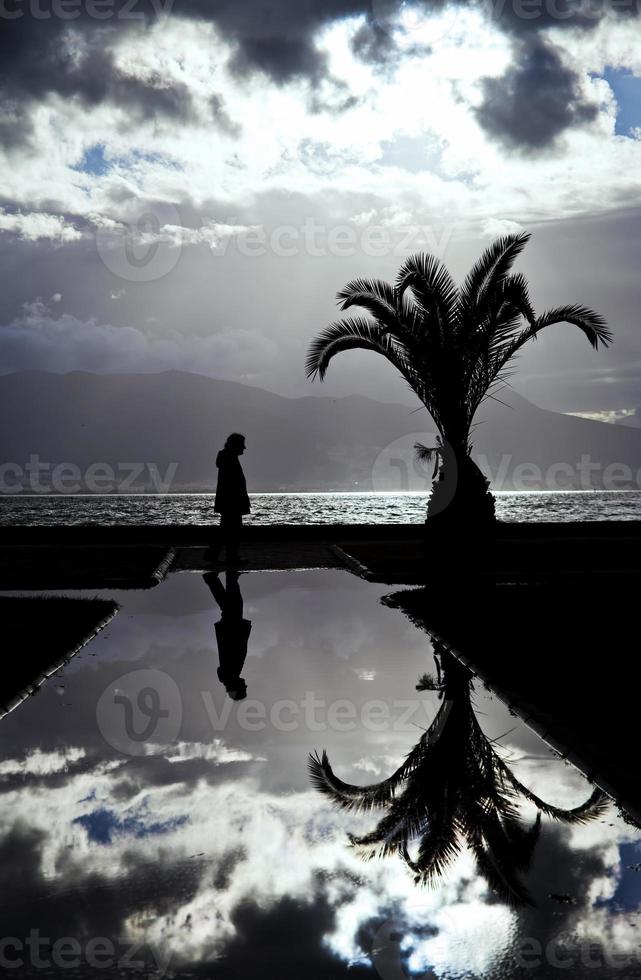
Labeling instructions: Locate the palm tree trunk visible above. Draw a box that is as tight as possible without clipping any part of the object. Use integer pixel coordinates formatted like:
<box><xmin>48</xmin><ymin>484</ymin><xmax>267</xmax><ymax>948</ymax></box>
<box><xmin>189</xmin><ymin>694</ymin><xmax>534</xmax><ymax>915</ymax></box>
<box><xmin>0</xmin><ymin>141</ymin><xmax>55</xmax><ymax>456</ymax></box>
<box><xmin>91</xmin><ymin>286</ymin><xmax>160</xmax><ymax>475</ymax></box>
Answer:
<box><xmin>426</xmin><ymin>445</ymin><xmax>495</xmax><ymax>531</ymax></box>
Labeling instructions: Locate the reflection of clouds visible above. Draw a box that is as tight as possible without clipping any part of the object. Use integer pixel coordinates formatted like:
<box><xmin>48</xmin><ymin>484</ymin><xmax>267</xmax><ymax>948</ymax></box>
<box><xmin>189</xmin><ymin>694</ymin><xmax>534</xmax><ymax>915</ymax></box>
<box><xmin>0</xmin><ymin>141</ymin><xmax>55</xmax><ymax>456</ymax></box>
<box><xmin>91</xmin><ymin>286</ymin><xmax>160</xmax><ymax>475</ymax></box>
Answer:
<box><xmin>497</xmin><ymin>744</ymin><xmax>641</xmax><ymax>975</ymax></box>
<box><xmin>409</xmin><ymin>901</ymin><xmax>518</xmax><ymax>977</ymax></box>
<box><xmin>148</xmin><ymin>740</ymin><xmax>265</xmax><ymax>765</ymax></box>
<box><xmin>0</xmin><ymin>572</ymin><xmax>639</xmax><ymax>976</ymax></box>
<box><xmin>0</xmin><ymin>746</ymin><xmax>503</xmax><ymax>970</ymax></box>
<box><xmin>0</xmin><ymin>746</ymin><xmax>85</xmax><ymax>776</ymax></box>
<box><xmin>1</xmin><ymin>741</ymin><xmax>638</xmax><ymax>975</ymax></box>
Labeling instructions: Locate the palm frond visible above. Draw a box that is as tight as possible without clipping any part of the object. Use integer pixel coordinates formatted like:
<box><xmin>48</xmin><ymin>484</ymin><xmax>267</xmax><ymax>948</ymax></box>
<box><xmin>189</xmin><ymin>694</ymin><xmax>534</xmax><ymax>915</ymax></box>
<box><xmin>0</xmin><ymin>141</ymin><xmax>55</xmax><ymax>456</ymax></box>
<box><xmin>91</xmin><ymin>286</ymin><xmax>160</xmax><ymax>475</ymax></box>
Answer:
<box><xmin>336</xmin><ymin>277</ymin><xmax>396</xmax><ymax>312</ymax></box>
<box><xmin>305</xmin><ymin>316</ymin><xmax>412</xmax><ymax>382</ymax></box>
<box><xmin>501</xmin><ymin>811</ymin><xmax>542</xmax><ymax>871</ymax></box>
<box><xmin>460</xmin><ymin>232</ymin><xmax>531</xmax><ymax>314</ymax></box>
<box><xmin>306</xmin><ymin>232</ymin><xmax>610</xmax><ymax>530</ymax></box>
<box><xmin>347</xmin><ymin>792</ymin><xmax>426</xmax><ymax>856</ymax></box>
<box><xmin>336</xmin><ymin>278</ymin><xmax>400</xmax><ymax>332</ymax></box>
<box><xmin>469</xmin><ymin>833</ymin><xmax>534</xmax><ymax>907</ymax></box>
<box><xmin>308</xmin><ymin>647</ymin><xmax>610</xmax><ymax>908</ymax></box>
<box><xmin>415</xmin><ymin>672</ymin><xmax>443</xmax><ymax>692</ymax></box>
<box><xmin>500</xmin><ymin>767</ymin><xmax>610</xmax><ymax>825</ymax></box>
<box><xmin>526</xmin><ymin>304</ymin><xmax>611</xmax><ymax>350</ymax></box>
<box><xmin>307</xmin><ymin>749</ymin><xmax>407</xmax><ymax>812</ymax></box>
<box><xmin>413</xmin><ymin>813</ymin><xmax>463</xmax><ymax>885</ymax></box>
<box><xmin>414</xmin><ymin>442</ymin><xmax>441</xmax><ymax>479</ymax></box>
<box><xmin>395</xmin><ymin>252</ymin><xmax>459</xmax><ymax>341</ymax></box>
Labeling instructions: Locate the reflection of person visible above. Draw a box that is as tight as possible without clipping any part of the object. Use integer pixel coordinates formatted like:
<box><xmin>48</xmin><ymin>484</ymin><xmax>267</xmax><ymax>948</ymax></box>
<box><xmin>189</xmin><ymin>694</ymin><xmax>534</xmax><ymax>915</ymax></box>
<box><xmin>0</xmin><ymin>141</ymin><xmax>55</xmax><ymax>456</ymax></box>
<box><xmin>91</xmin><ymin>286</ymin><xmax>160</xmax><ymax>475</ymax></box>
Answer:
<box><xmin>203</xmin><ymin>570</ymin><xmax>251</xmax><ymax>701</ymax></box>
<box><xmin>208</xmin><ymin>432</ymin><xmax>250</xmax><ymax>565</ymax></box>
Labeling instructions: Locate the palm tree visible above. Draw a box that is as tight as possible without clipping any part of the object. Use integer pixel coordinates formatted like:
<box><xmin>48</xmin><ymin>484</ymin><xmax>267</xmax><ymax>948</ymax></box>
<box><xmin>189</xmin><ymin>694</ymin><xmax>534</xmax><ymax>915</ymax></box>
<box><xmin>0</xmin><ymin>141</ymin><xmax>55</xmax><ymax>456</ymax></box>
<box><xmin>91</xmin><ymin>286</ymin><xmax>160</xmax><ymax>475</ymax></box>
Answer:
<box><xmin>308</xmin><ymin>648</ymin><xmax>608</xmax><ymax>906</ymax></box>
<box><xmin>306</xmin><ymin>233</ymin><xmax>611</xmax><ymax>528</ymax></box>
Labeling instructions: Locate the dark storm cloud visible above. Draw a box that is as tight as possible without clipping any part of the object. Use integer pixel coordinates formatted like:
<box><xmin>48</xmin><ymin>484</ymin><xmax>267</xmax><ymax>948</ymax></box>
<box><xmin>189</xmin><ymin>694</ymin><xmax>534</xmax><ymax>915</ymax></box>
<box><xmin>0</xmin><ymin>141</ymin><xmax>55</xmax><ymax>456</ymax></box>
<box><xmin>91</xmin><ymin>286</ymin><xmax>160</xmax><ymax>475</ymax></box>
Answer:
<box><xmin>220</xmin><ymin>893</ymin><xmax>374</xmax><ymax>978</ymax></box>
<box><xmin>488</xmin><ymin>0</ymin><xmax>605</xmax><ymax>36</ymax></box>
<box><xmin>0</xmin><ymin>0</ymin><xmax>636</xmax><ymax>151</ymax></box>
<box><xmin>173</xmin><ymin>0</ymin><xmax>637</xmax><ymax>149</ymax></box>
<box><xmin>228</xmin><ymin>34</ymin><xmax>328</xmax><ymax>83</ymax></box>
<box><xmin>0</xmin><ymin>104</ymin><xmax>32</xmax><ymax>149</ymax></box>
<box><xmin>0</xmin><ymin>0</ymin><xmax>366</xmax><ymax>130</ymax></box>
<box><xmin>0</xmin><ymin>16</ymin><xmax>195</xmax><ymax>148</ymax></box>
<box><xmin>0</xmin><ymin>821</ymin><xmax>380</xmax><ymax>978</ymax></box>
<box><xmin>350</xmin><ymin>17</ymin><xmax>400</xmax><ymax>65</ymax></box>
<box><xmin>0</xmin><ymin>821</ymin><xmax>205</xmax><ymax>957</ymax></box>
<box><xmin>475</xmin><ymin>36</ymin><xmax>598</xmax><ymax>150</ymax></box>
<box><xmin>505</xmin><ymin>824</ymin><xmax>625</xmax><ymax>979</ymax></box>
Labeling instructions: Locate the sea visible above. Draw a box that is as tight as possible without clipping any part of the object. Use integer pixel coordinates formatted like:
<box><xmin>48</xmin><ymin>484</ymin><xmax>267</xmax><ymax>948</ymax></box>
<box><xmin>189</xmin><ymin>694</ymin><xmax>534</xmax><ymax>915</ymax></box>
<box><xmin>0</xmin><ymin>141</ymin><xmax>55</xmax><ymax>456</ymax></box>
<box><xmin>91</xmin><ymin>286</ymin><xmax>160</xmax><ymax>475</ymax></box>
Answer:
<box><xmin>1</xmin><ymin>490</ymin><xmax>641</xmax><ymax>525</ymax></box>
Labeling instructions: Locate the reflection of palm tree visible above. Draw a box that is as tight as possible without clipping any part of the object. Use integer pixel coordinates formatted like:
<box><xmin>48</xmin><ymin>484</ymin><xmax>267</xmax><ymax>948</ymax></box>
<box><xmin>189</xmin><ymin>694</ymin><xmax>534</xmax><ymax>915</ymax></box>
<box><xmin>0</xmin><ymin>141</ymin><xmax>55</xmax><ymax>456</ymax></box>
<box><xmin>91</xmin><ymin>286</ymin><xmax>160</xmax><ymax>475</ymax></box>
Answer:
<box><xmin>309</xmin><ymin>649</ymin><xmax>608</xmax><ymax>905</ymax></box>
<box><xmin>306</xmin><ymin>233</ymin><xmax>610</xmax><ymax>528</ymax></box>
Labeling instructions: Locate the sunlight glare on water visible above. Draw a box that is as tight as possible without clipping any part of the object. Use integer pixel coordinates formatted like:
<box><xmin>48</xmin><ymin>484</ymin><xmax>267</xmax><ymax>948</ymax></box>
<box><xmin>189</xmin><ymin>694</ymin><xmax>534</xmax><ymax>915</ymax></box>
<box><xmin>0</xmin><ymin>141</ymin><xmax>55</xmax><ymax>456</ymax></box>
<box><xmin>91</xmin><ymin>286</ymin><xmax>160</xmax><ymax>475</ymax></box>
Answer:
<box><xmin>1</xmin><ymin>490</ymin><xmax>640</xmax><ymax>525</ymax></box>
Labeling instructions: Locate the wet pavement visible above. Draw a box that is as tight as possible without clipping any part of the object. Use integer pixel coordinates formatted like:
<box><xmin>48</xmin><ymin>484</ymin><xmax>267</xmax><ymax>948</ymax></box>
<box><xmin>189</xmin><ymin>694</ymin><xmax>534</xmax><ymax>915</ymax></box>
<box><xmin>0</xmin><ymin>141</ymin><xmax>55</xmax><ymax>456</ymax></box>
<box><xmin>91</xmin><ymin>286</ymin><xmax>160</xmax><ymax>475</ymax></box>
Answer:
<box><xmin>1</xmin><ymin>567</ymin><xmax>640</xmax><ymax>978</ymax></box>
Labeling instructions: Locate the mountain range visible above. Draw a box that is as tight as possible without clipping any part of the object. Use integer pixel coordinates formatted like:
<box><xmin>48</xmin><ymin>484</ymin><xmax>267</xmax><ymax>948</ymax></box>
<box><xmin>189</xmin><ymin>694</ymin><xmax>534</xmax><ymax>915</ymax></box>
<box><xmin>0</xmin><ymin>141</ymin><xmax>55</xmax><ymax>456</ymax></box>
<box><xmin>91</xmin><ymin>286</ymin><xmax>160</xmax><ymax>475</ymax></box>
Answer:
<box><xmin>1</xmin><ymin>371</ymin><xmax>640</xmax><ymax>492</ymax></box>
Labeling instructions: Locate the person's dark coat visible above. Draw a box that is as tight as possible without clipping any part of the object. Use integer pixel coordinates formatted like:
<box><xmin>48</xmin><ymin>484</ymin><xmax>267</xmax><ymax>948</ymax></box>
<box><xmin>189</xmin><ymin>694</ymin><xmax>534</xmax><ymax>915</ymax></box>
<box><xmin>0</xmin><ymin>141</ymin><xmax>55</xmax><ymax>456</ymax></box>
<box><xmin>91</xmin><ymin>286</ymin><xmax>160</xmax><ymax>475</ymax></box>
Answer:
<box><xmin>215</xmin><ymin>617</ymin><xmax>252</xmax><ymax>690</ymax></box>
<box><xmin>214</xmin><ymin>448</ymin><xmax>250</xmax><ymax>514</ymax></box>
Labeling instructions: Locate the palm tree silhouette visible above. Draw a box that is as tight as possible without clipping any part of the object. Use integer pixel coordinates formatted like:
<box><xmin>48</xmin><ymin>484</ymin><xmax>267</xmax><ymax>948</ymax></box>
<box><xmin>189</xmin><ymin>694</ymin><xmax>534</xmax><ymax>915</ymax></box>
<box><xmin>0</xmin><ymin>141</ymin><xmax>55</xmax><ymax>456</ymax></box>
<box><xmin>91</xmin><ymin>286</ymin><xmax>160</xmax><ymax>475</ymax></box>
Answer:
<box><xmin>306</xmin><ymin>233</ymin><xmax>611</xmax><ymax>528</ymax></box>
<box><xmin>308</xmin><ymin>648</ymin><xmax>608</xmax><ymax>905</ymax></box>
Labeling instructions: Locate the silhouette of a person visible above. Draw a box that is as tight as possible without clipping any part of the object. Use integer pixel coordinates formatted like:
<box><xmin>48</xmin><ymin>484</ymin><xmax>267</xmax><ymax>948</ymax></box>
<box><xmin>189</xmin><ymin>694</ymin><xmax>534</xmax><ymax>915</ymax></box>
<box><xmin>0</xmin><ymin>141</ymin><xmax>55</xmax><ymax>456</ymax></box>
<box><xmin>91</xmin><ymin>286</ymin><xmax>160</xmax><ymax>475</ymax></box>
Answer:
<box><xmin>208</xmin><ymin>432</ymin><xmax>250</xmax><ymax>565</ymax></box>
<box><xmin>203</xmin><ymin>570</ymin><xmax>251</xmax><ymax>701</ymax></box>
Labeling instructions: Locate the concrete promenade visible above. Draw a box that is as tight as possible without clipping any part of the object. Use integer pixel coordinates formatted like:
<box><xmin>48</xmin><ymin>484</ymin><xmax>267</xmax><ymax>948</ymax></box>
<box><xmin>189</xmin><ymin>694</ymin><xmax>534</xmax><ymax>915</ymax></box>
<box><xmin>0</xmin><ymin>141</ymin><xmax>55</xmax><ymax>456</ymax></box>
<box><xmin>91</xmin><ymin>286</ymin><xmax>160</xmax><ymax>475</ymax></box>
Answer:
<box><xmin>1</xmin><ymin>520</ymin><xmax>640</xmax><ymax>587</ymax></box>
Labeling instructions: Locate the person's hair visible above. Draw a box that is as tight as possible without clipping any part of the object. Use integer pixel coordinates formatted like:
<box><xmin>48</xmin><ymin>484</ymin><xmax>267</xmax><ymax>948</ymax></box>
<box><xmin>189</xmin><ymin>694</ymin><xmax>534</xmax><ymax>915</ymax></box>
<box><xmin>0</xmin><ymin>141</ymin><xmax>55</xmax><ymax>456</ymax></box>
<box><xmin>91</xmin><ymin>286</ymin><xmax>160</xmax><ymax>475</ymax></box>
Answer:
<box><xmin>225</xmin><ymin>432</ymin><xmax>245</xmax><ymax>451</ymax></box>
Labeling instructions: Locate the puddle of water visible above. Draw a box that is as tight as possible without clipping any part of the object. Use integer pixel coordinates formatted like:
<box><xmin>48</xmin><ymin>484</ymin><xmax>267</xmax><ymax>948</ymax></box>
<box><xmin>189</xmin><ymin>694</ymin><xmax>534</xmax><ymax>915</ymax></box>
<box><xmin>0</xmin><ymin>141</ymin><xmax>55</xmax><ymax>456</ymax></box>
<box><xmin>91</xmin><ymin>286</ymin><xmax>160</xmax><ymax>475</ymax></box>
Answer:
<box><xmin>0</xmin><ymin>569</ymin><xmax>639</xmax><ymax>978</ymax></box>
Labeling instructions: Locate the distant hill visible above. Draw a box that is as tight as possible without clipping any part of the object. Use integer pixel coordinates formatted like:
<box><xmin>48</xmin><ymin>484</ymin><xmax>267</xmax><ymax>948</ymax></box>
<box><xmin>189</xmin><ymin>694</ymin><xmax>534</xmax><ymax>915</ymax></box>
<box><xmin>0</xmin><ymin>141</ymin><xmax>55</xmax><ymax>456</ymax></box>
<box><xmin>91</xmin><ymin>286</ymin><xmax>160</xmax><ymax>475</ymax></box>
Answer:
<box><xmin>0</xmin><ymin>371</ymin><xmax>640</xmax><ymax>492</ymax></box>
<box><xmin>616</xmin><ymin>408</ymin><xmax>641</xmax><ymax>428</ymax></box>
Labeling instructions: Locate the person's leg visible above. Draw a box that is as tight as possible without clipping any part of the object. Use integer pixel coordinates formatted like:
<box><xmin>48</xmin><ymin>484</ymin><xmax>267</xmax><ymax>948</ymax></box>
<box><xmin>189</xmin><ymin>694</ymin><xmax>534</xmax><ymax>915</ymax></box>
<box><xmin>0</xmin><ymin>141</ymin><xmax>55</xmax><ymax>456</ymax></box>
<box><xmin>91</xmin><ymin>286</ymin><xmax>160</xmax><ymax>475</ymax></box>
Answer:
<box><xmin>225</xmin><ymin>513</ymin><xmax>242</xmax><ymax>563</ymax></box>
<box><xmin>205</xmin><ymin>515</ymin><xmax>223</xmax><ymax>562</ymax></box>
<box><xmin>224</xmin><ymin>568</ymin><xmax>243</xmax><ymax>617</ymax></box>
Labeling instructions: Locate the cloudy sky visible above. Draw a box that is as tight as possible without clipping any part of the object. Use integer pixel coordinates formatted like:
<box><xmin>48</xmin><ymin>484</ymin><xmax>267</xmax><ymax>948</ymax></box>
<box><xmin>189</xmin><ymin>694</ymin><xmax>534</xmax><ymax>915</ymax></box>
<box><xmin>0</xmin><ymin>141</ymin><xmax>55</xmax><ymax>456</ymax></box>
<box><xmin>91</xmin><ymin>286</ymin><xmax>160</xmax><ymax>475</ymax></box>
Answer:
<box><xmin>1</xmin><ymin>0</ymin><xmax>641</xmax><ymax>413</ymax></box>
<box><xmin>2</xmin><ymin>570</ymin><xmax>640</xmax><ymax>977</ymax></box>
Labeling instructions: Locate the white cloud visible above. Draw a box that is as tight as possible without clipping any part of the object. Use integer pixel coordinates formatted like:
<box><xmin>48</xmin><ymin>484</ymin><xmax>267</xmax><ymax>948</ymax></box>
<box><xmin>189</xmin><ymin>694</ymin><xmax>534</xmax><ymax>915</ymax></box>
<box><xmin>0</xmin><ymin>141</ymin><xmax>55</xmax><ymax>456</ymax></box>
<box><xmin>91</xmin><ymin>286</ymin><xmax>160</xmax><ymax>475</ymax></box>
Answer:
<box><xmin>0</xmin><ymin>13</ymin><xmax>640</xmax><ymax>239</ymax></box>
<box><xmin>480</xmin><ymin>217</ymin><xmax>524</xmax><ymax>237</ymax></box>
<box><xmin>144</xmin><ymin>220</ymin><xmax>259</xmax><ymax>250</ymax></box>
<box><xmin>0</xmin><ymin>298</ymin><xmax>278</xmax><ymax>380</ymax></box>
<box><xmin>0</xmin><ymin>209</ymin><xmax>83</xmax><ymax>243</ymax></box>
<box><xmin>351</xmin><ymin>754</ymin><xmax>403</xmax><ymax>776</ymax></box>
<box><xmin>567</xmin><ymin>408</ymin><xmax>636</xmax><ymax>423</ymax></box>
